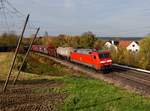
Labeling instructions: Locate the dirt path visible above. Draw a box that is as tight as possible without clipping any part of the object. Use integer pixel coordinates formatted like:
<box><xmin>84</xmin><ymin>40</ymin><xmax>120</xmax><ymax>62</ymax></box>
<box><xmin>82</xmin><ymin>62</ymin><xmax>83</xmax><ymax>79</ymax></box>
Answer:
<box><xmin>0</xmin><ymin>80</ymin><xmax>67</xmax><ymax>111</ymax></box>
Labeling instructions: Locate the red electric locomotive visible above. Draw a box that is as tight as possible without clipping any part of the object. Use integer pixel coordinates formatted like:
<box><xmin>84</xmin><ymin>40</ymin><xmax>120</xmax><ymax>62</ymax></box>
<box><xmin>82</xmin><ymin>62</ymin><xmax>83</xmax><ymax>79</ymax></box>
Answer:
<box><xmin>70</xmin><ymin>49</ymin><xmax>112</xmax><ymax>73</ymax></box>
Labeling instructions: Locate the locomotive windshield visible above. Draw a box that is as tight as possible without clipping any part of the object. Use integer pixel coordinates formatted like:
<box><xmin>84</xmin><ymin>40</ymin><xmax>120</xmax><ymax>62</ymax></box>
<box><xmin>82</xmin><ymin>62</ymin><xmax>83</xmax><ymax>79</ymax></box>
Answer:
<box><xmin>99</xmin><ymin>53</ymin><xmax>110</xmax><ymax>58</ymax></box>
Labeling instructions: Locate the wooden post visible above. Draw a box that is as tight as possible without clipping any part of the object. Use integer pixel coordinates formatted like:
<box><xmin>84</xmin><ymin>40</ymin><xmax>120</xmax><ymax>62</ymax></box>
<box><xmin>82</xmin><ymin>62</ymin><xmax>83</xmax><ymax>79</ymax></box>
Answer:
<box><xmin>3</xmin><ymin>14</ymin><xmax>30</xmax><ymax>92</ymax></box>
<box><xmin>13</xmin><ymin>27</ymin><xmax>40</xmax><ymax>85</ymax></box>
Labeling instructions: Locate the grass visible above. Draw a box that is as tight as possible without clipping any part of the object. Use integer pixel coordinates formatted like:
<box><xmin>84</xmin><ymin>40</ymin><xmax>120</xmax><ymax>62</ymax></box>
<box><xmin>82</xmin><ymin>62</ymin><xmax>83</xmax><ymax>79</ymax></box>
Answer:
<box><xmin>0</xmin><ymin>52</ymin><xmax>150</xmax><ymax>111</ymax></box>
<box><xmin>60</xmin><ymin>76</ymin><xmax>150</xmax><ymax>111</ymax></box>
<box><xmin>33</xmin><ymin>75</ymin><xmax>150</xmax><ymax>111</ymax></box>
<box><xmin>0</xmin><ymin>52</ymin><xmax>13</xmax><ymax>73</ymax></box>
<box><xmin>24</xmin><ymin>53</ymin><xmax>67</xmax><ymax>76</ymax></box>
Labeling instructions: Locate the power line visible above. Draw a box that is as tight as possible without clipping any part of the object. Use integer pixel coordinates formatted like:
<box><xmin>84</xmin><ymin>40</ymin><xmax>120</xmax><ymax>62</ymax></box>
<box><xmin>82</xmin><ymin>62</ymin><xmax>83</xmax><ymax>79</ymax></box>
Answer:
<box><xmin>0</xmin><ymin>0</ymin><xmax>39</xmax><ymax>35</ymax></box>
<box><xmin>0</xmin><ymin>0</ymin><xmax>9</xmax><ymax>32</ymax></box>
<box><xmin>6</xmin><ymin>0</ymin><xmax>25</xmax><ymax>17</ymax></box>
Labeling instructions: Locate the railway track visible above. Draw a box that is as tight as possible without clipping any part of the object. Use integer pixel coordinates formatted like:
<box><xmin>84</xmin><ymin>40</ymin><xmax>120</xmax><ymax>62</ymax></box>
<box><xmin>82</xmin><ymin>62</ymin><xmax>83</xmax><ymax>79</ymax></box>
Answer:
<box><xmin>112</xmin><ymin>65</ymin><xmax>150</xmax><ymax>86</ymax></box>
<box><xmin>36</xmin><ymin>53</ymin><xmax>150</xmax><ymax>95</ymax></box>
<box><xmin>113</xmin><ymin>72</ymin><xmax>150</xmax><ymax>87</ymax></box>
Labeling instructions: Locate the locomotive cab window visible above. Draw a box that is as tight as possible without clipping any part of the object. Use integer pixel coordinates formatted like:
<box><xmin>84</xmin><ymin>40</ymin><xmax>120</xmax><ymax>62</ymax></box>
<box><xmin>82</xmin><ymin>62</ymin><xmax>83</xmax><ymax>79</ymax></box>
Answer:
<box><xmin>99</xmin><ymin>53</ymin><xmax>110</xmax><ymax>58</ymax></box>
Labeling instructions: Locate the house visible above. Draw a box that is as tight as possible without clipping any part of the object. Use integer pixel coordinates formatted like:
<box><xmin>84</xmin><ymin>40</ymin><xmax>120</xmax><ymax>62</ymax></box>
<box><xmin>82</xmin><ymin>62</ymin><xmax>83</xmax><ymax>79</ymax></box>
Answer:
<box><xmin>119</xmin><ymin>40</ymin><xmax>132</xmax><ymax>48</ymax></box>
<box><xmin>105</xmin><ymin>40</ymin><xmax>140</xmax><ymax>52</ymax></box>
<box><xmin>105</xmin><ymin>41</ymin><xmax>112</xmax><ymax>48</ymax></box>
<box><xmin>104</xmin><ymin>40</ymin><xmax>119</xmax><ymax>50</ymax></box>
<box><xmin>119</xmin><ymin>40</ymin><xmax>140</xmax><ymax>52</ymax></box>
<box><xmin>127</xmin><ymin>41</ymin><xmax>140</xmax><ymax>52</ymax></box>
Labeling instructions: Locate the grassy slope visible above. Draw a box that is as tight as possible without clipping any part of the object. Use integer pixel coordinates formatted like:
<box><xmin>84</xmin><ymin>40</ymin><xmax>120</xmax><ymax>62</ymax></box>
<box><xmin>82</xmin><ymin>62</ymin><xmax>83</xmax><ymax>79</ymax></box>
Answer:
<box><xmin>0</xmin><ymin>52</ymin><xmax>59</xmax><ymax>82</ymax></box>
<box><xmin>0</xmin><ymin>52</ymin><xmax>150</xmax><ymax>111</ymax></box>
<box><xmin>61</xmin><ymin>76</ymin><xmax>150</xmax><ymax>111</ymax></box>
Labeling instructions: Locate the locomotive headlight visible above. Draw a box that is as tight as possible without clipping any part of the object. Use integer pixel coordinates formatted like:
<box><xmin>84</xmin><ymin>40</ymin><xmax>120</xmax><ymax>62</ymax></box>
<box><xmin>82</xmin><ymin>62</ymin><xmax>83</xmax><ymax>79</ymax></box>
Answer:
<box><xmin>107</xmin><ymin>60</ymin><xmax>112</xmax><ymax>62</ymax></box>
<box><xmin>100</xmin><ymin>61</ymin><xmax>106</xmax><ymax>63</ymax></box>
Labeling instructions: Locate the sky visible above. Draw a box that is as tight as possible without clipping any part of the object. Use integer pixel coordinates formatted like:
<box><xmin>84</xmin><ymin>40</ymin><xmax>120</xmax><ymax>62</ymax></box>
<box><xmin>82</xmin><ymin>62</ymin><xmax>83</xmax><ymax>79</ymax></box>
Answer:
<box><xmin>2</xmin><ymin>0</ymin><xmax>150</xmax><ymax>37</ymax></box>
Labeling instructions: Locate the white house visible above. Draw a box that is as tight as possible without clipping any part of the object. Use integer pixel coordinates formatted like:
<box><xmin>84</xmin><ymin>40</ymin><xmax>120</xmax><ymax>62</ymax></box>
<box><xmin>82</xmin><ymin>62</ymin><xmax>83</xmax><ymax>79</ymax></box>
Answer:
<box><xmin>127</xmin><ymin>41</ymin><xmax>140</xmax><ymax>52</ymax></box>
<box><xmin>104</xmin><ymin>40</ymin><xmax>118</xmax><ymax>50</ymax></box>
<box><xmin>105</xmin><ymin>41</ymin><xmax>112</xmax><ymax>48</ymax></box>
<box><xmin>105</xmin><ymin>40</ymin><xmax>140</xmax><ymax>52</ymax></box>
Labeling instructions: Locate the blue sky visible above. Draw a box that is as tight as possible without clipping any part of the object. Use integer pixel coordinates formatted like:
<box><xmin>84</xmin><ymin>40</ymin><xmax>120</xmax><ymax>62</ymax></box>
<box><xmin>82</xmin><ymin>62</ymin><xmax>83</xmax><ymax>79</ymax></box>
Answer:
<box><xmin>2</xmin><ymin>0</ymin><xmax>150</xmax><ymax>37</ymax></box>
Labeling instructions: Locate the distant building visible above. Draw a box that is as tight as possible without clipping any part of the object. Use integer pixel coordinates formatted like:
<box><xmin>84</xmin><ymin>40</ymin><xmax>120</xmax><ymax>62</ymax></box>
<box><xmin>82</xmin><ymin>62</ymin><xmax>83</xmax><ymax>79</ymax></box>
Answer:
<box><xmin>104</xmin><ymin>40</ymin><xmax>119</xmax><ymax>50</ymax></box>
<box><xmin>127</xmin><ymin>41</ymin><xmax>140</xmax><ymax>52</ymax></box>
<box><xmin>105</xmin><ymin>41</ymin><xmax>112</xmax><ymax>48</ymax></box>
<box><xmin>119</xmin><ymin>40</ymin><xmax>140</xmax><ymax>52</ymax></box>
<box><xmin>119</xmin><ymin>40</ymin><xmax>132</xmax><ymax>48</ymax></box>
<box><xmin>105</xmin><ymin>40</ymin><xmax>140</xmax><ymax>52</ymax></box>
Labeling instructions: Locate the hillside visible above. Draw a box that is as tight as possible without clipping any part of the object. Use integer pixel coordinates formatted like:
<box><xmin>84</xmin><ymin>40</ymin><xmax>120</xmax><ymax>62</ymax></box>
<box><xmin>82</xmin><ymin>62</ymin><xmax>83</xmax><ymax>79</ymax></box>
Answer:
<box><xmin>0</xmin><ymin>52</ymin><xmax>150</xmax><ymax>111</ymax></box>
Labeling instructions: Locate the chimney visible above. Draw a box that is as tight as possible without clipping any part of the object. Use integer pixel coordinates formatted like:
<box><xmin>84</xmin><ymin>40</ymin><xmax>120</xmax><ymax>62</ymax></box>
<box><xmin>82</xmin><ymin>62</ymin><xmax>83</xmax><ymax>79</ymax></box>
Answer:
<box><xmin>111</xmin><ymin>40</ymin><xmax>114</xmax><ymax>45</ymax></box>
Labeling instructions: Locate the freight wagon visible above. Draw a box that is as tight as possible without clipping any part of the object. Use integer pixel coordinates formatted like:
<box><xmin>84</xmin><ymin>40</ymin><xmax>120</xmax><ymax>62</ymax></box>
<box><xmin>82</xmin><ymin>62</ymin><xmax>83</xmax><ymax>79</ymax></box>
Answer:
<box><xmin>0</xmin><ymin>45</ymin><xmax>16</xmax><ymax>52</ymax></box>
<box><xmin>32</xmin><ymin>45</ymin><xmax>57</xmax><ymax>57</ymax></box>
<box><xmin>47</xmin><ymin>45</ymin><xmax>57</xmax><ymax>57</ymax></box>
<box><xmin>32</xmin><ymin>45</ymin><xmax>48</xmax><ymax>54</ymax></box>
<box><xmin>56</xmin><ymin>47</ymin><xmax>74</xmax><ymax>60</ymax></box>
<box><xmin>32</xmin><ymin>45</ymin><xmax>40</xmax><ymax>52</ymax></box>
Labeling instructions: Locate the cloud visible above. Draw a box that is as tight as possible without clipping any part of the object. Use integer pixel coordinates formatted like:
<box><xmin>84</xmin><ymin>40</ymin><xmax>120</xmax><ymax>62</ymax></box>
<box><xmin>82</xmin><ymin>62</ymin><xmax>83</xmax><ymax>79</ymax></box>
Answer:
<box><xmin>4</xmin><ymin>0</ymin><xmax>150</xmax><ymax>37</ymax></box>
<box><xmin>64</xmin><ymin>0</ymin><xmax>74</xmax><ymax>9</ymax></box>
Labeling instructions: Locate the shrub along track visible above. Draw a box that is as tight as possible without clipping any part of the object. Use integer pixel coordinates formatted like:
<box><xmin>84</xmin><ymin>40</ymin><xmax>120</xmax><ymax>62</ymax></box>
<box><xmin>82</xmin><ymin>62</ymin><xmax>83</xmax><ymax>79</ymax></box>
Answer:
<box><xmin>37</xmin><ymin>53</ymin><xmax>150</xmax><ymax>96</ymax></box>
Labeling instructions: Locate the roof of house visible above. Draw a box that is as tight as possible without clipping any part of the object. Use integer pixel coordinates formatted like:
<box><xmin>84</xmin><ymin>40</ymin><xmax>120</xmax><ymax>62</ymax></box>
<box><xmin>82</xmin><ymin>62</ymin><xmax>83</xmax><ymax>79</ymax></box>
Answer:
<box><xmin>119</xmin><ymin>40</ymin><xmax>132</xmax><ymax>48</ymax></box>
<box><xmin>105</xmin><ymin>41</ymin><xmax>112</xmax><ymax>44</ymax></box>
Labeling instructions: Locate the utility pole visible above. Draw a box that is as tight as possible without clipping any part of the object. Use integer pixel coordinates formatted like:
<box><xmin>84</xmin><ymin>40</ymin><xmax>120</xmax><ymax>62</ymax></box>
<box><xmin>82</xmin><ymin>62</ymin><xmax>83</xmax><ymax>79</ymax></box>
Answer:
<box><xmin>3</xmin><ymin>14</ymin><xmax>30</xmax><ymax>92</ymax></box>
<box><xmin>13</xmin><ymin>27</ymin><xmax>40</xmax><ymax>85</ymax></box>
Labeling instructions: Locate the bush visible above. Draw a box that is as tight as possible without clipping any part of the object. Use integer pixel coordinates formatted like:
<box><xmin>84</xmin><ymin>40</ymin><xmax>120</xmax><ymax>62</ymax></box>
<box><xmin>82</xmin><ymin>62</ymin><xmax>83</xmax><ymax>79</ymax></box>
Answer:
<box><xmin>0</xmin><ymin>32</ymin><xmax>18</xmax><ymax>46</ymax></box>
<box><xmin>15</xmin><ymin>55</ymin><xmax>27</xmax><ymax>71</ymax></box>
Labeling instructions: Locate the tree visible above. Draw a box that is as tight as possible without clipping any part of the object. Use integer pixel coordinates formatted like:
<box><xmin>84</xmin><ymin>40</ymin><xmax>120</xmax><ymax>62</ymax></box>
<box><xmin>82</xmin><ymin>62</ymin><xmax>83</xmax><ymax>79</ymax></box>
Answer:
<box><xmin>34</xmin><ymin>36</ymin><xmax>43</xmax><ymax>45</ymax></box>
<box><xmin>116</xmin><ymin>47</ymin><xmax>125</xmax><ymax>64</ymax></box>
<box><xmin>93</xmin><ymin>39</ymin><xmax>105</xmax><ymax>50</ymax></box>
<box><xmin>0</xmin><ymin>32</ymin><xmax>18</xmax><ymax>46</ymax></box>
<box><xmin>138</xmin><ymin>35</ymin><xmax>150</xmax><ymax>69</ymax></box>
<box><xmin>79</xmin><ymin>31</ymin><xmax>96</xmax><ymax>48</ymax></box>
<box><xmin>71</xmin><ymin>36</ymin><xmax>80</xmax><ymax>48</ymax></box>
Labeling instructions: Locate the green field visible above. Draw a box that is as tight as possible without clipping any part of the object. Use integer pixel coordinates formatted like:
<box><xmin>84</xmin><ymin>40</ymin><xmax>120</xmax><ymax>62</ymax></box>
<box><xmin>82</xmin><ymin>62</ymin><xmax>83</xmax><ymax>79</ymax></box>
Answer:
<box><xmin>0</xmin><ymin>52</ymin><xmax>150</xmax><ymax>111</ymax></box>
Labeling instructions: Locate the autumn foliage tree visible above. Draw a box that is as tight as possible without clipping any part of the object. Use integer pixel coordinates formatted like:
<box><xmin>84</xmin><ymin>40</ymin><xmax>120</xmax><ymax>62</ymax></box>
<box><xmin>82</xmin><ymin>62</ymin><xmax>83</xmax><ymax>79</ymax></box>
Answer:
<box><xmin>79</xmin><ymin>31</ymin><xmax>96</xmax><ymax>48</ymax></box>
<box><xmin>0</xmin><ymin>32</ymin><xmax>18</xmax><ymax>46</ymax></box>
<box><xmin>43</xmin><ymin>31</ymin><xmax>97</xmax><ymax>48</ymax></box>
<box><xmin>138</xmin><ymin>35</ymin><xmax>150</xmax><ymax>69</ymax></box>
<box><xmin>93</xmin><ymin>39</ymin><xmax>105</xmax><ymax>49</ymax></box>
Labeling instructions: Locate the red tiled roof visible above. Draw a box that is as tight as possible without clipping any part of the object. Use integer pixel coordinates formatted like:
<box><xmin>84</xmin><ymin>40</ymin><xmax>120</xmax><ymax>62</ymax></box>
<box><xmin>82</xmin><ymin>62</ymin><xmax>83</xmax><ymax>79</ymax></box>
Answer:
<box><xmin>119</xmin><ymin>40</ymin><xmax>132</xmax><ymax>48</ymax></box>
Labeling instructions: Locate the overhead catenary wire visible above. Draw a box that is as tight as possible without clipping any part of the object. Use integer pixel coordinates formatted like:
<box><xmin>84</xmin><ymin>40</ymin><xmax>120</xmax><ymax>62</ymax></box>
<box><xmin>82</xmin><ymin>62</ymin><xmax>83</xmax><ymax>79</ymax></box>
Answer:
<box><xmin>0</xmin><ymin>0</ymin><xmax>9</xmax><ymax>32</ymax></box>
<box><xmin>6</xmin><ymin>0</ymin><xmax>25</xmax><ymax>17</ymax></box>
<box><xmin>0</xmin><ymin>0</ymin><xmax>39</xmax><ymax>36</ymax></box>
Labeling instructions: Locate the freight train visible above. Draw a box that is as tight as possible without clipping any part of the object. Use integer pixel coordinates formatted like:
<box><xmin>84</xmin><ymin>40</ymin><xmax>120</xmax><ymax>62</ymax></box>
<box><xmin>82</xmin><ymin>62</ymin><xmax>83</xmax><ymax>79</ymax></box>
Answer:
<box><xmin>31</xmin><ymin>45</ymin><xmax>112</xmax><ymax>73</ymax></box>
<box><xmin>0</xmin><ymin>45</ymin><xmax>16</xmax><ymax>52</ymax></box>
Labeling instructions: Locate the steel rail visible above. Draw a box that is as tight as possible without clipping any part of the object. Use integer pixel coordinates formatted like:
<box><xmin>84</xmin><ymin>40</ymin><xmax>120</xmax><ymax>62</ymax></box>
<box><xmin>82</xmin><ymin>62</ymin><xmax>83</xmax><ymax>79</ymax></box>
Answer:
<box><xmin>114</xmin><ymin>72</ymin><xmax>150</xmax><ymax>87</ymax></box>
